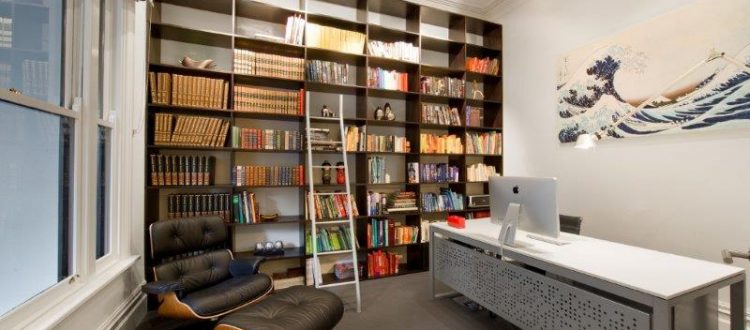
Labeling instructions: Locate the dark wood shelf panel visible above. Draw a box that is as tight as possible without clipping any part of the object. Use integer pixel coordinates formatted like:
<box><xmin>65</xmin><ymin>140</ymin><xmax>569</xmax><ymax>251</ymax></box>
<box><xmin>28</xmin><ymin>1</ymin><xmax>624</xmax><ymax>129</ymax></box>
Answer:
<box><xmin>232</xmin><ymin>111</ymin><xmax>304</xmax><ymax>121</ymax></box>
<box><xmin>234</xmin><ymin>185</ymin><xmax>305</xmax><ymax>189</ymax></box>
<box><xmin>419</xmin><ymin>122</ymin><xmax>463</xmax><ymax>130</ymax></box>
<box><xmin>232</xmin><ymin>148</ymin><xmax>304</xmax><ymax>153</ymax></box>
<box><xmin>419</xmin><ymin>93</ymin><xmax>465</xmax><ymax>103</ymax></box>
<box><xmin>146</xmin><ymin>184</ymin><xmax>234</xmax><ymax>190</ymax></box>
<box><xmin>361</xmin><ymin>268</ymin><xmax>427</xmax><ymax>282</ymax></box>
<box><xmin>306</xmin><ymin>81</ymin><xmax>367</xmax><ymax>93</ymax></box>
<box><xmin>420</xmin><ymin>35</ymin><xmax>465</xmax><ymax>51</ymax></box>
<box><xmin>148</xmin><ymin>103</ymin><xmax>233</xmax><ymax>116</ymax></box>
<box><xmin>147</xmin><ymin>145</ymin><xmax>233</xmax><ymax>151</ymax></box>
<box><xmin>420</xmin><ymin>181</ymin><xmax>466</xmax><ymax>185</ymax></box>
<box><xmin>466</xmin><ymin>98</ymin><xmax>502</xmax><ymax>105</ymax></box>
<box><xmin>306</xmin><ymin>46</ymin><xmax>367</xmax><ymax>61</ymax></box>
<box><xmin>356</xmin><ymin>182</ymin><xmax>417</xmax><ymax>186</ymax></box>
<box><xmin>148</xmin><ymin>62</ymin><xmax>232</xmax><ymax>78</ymax></box>
<box><xmin>367</xmin><ymin>87</ymin><xmax>419</xmax><ymax>97</ymax></box>
<box><xmin>466</xmin><ymin>70</ymin><xmax>502</xmax><ymax>80</ymax></box>
<box><xmin>235</xmin><ymin>247</ymin><xmax>306</xmax><ymax>261</ymax></box>
<box><xmin>306</xmin><ymin>12</ymin><xmax>368</xmax><ymax>30</ymax></box>
<box><xmin>234</xmin><ymin>34</ymin><xmax>306</xmax><ymax>52</ymax></box>
<box><xmin>150</xmin><ymin>22</ymin><xmax>233</xmax><ymax>48</ymax></box>
<box><xmin>421</xmin><ymin>210</ymin><xmax>466</xmax><ymax>215</ymax></box>
<box><xmin>227</xmin><ymin>215</ymin><xmax>305</xmax><ymax>227</ymax></box>
<box><xmin>233</xmin><ymin>72</ymin><xmax>305</xmax><ymax>84</ymax></box>
<box><xmin>419</xmin><ymin>152</ymin><xmax>464</xmax><ymax>156</ymax></box>
<box><xmin>465</xmin><ymin>125</ymin><xmax>502</xmax><ymax>132</ymax></box>
<box><xmin>358</xmin><ymin>242</ymin><xmax>427</xmax><ymax>252</ymax></box>
<box><xmin>366</xmin><ymin>119</ymin><xmax>419</xmax><ymax>127</ymax></box>
<box><xmin>465</xmin><ymin>153</ymin><xmax>503</xmax><ymax>157</ymax></box>
<box><xmin>420</xmin><ymin>64</ymin><xmax>465</xmax><ymax>76</ymax></box>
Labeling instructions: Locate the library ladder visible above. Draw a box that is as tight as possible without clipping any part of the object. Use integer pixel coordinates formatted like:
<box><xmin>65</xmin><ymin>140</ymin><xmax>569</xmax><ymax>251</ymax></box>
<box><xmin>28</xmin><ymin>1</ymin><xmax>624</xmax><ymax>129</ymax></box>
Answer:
<box><xmin>305</xmin><ymin>93</ymin><xmax>362</xmax><ymax>313</ymax></box>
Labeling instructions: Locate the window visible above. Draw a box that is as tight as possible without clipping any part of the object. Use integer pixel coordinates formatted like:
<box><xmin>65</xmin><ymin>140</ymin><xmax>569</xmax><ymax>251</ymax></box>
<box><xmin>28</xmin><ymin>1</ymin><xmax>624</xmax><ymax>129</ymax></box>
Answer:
<box><xmin>0</xmin><ymin>101</ymin><xmax>73</xmax><ymax>316</ymax></box>
<box><xmin>95</xmin><ymin>126</ymin><xmax>111</xmax><ymax>258</ymax></box>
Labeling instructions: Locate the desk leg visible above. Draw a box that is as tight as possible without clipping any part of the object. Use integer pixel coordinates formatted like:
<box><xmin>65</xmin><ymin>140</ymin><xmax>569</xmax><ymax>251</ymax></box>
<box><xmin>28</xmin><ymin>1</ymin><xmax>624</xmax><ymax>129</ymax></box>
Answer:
<box><xmin>653</xmin><ymin>300</ymin><xmax>673</xmax><ymax>330</ymax></box>
<box><xmin>730</xmin><ymin>280</ymin><xmax>746</xmax><ymax>330</ymax></box>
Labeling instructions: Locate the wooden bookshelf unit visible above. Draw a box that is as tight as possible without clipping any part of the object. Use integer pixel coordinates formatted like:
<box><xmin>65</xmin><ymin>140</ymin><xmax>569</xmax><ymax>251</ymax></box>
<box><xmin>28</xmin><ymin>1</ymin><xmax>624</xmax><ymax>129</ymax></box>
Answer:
<box><xmin>145</xmin><ymin>0</ymin><xmax>502</xmax><ymax>292</ymax></box>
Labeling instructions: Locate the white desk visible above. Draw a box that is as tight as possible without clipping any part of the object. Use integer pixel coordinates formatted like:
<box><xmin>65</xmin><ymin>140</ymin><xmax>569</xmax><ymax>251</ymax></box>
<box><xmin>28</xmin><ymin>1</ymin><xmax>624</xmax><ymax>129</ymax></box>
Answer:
<box><xmin>430</xmin><ymin>218</ymin><xmax>746</xmax><ymax>330</ymax></box>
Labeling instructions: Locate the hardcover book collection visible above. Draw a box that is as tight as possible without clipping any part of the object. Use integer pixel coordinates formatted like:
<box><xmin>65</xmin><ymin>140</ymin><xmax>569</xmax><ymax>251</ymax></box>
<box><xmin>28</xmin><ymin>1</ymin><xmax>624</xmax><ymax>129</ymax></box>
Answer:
<box><xmin>167</xmin><ymin>193</ymin><xmax>231</xmax><ymax>222</ymax></box>
<box><xmin>309</xmin><ymin>193</ymin><xmax>359</xmax><ymax>220</ymax></box>
<box><xmin>366</xmin><ymin>191</ymin><xmax>389</xmax><ymax>216</ymax></box>
<box><xmin>308</xmin><ymin>128</ymin><xmax>341</xmax><ymax>152</ymax></box>
<box><xmin>368</xmin><ymin>156</ymin><xmax>387</xmax><ymax>184</ymax></box>
<box><xmin>284</xmin><ymin>15</ymin><xmax>306</xmax><ymax>45</ymax></box>
<box><xmin>231</xmin><ymin>127</ymin><xmax>302</xmax><ymax>151</ymax></box>
<box><xmin>305</xmin><ymin>226</ymin><xmax>354</xmax><ymax>254</ymax></box>
<box><xmin>232</xmin><ymin>85</ymin><xmax>304</xmax><ymax>115</ymax></box>
<box><xmin>367</xmin><ymin>250</ymin><xmax>403</xmax><ymax>279</ymax></box>
<box><xmin>466</xmin><ymin>56</ymin><xmax>500</xmax><ymax>75</ymax></box>
<box><xmin>366</xmin><ymin>219</ymin><xmax>419</xmax><ymax>248</ymax></box>
<box><xmin>153</xmin><ymin>114</ymin><xmax>230</xmax><ymax>147</ymax></box>
<box><xmin>305</xmin><ymin>23</ymin><xmax>366</xmax><ymax>54</ymax></box>
<box><xmin>367</xmin><ymin>40</ymin><xmax>419</xmax><ymax>62</ymax></box>
<box><xmin>421</xmin><ymin>188</ymin><xmax>465</xmax><ymax>212</ymax></box>
<box><xmin>233</xmin><ymin>49</ymin><xmax>305</xmax><ymax>80</ymax></box>
<box><xmin>386</xmin><ymin>191</ymin><xmax>418</xmax><ymax>212</ymax></box>
<box><xmin>149</xmin><ymin>154</ymin><xmax>213</xmax><ymax>186</ymax></box>
<box><xmin>232</xmin><ymin>191</ymin><xmax>259</xmax><ymax>224</ymax></box>
<box><xmin>232</xmin><ymin>165</ymin><xmax>305</xmax><ymax>187</ymax></box>
<box><xmin>408</xmin><ymin>162</ymin><xmax>460</xmax><ymax>183</ymax></box>
<box><xmin>367</xmin><ymin>67</ymin><xmax>409</xmax><ymax>92</ymax></box>
<box><xmin>148</xmin><ymin>72</ymin><xmax>229</xmax><ymax>109</ymax></box>
<box><xmin>467</xmin><ymin>163</ymin><xmax>499</xmax><ymax>182</ymax></box>
<box><xmin>421</xmin><ymin>103</ymin><xmax>461</xmax><ymax>126</ymax></box>
<box><xmin>466</xmin><ymin>131</ymin><xmax>502</xmax><ymax>155</ymax></box>
<box><xmin>420</xmin><ymin>76</ymin><xmax>464</xmax><ymax>98</ymax></box>
<box><xmin>345</xmin><ymin>125</ymin><xmax>411</xmax><ymax>153</ymax></box>
<box><xmin>420</xmin><ymin>133</ymin><xmax>463</xmax><ymax>154</ymax></box>
<box><xmin>306</xmin><ymin>60</ymin><xmax>350</xmax><ymax>85</ymax></box>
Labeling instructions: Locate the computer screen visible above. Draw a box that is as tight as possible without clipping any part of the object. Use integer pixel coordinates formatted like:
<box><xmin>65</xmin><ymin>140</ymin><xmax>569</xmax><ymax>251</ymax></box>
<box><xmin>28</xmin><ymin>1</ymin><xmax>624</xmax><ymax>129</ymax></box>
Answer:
<box><xmin>489</xmin><ymin>176</ymin><xmax>560</xmax><ymax>239</ymax></box>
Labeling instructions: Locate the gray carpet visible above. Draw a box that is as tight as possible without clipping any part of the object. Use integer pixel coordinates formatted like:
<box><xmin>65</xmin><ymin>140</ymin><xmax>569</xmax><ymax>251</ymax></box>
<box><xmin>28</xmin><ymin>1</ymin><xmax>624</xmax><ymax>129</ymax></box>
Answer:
<box><xmin>328</xmin><ymin>271</ymin><xmax>515</xmax><ymax>330</ymax></box>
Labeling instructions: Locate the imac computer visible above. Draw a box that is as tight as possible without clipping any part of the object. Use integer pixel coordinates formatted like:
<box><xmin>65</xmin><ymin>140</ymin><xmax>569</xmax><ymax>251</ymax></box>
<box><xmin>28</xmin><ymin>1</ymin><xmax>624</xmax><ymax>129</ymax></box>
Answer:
<box><xmin>489</xmin><ymin>176</ymin><xmax>566</xmax><ymax>246</ymax></box>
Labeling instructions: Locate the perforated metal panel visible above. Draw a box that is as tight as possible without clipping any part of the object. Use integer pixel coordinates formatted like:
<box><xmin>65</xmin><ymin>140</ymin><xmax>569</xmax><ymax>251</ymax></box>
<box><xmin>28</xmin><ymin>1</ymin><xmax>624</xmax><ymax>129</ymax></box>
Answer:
<box><xmin>434</xmin><ymin>237</ymin><xmax>651</xmax><ymax>330</ymax></box>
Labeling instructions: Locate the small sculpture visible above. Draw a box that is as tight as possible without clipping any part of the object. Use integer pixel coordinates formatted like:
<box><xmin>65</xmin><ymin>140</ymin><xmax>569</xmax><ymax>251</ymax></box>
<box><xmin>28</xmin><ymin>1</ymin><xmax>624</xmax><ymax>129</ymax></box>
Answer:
<box><xmin>471</xmin><ymin>80</ymin><xmax>485</xmax><ymax>100</ymax></box>
<box><xmin>374</xmin><ymin>106</ymin><xmax>384</xmax><ymax>120</ymax></box>
<box><xmin>336</xmin><ymin>161</ymin><xmax>346</xmax><ymax>184</ymax></box>
<box><xmin>321</xmin><ymin>105</ymin><xmax>334</xmax><ymax>117</ymax></box>
<box><xmin>384</xmin><ymin>102</ymin><xmax>395</xmax><ymax>121</ymax></box>
<box><xmin>179</xmin><ymin>56</ymin><xmax>216</xmax><ymax>70</ymax></box>
<box><xmin>322</xmin><ymin>160</ymin><xmax>332</xmax><ymax>184</ymax></box>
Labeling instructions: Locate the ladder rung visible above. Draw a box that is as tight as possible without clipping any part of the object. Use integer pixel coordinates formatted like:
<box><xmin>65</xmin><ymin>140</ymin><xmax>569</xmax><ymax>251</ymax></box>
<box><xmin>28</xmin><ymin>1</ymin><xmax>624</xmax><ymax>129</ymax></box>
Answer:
<box><xmin>308</xmin><ymin>116</ymin><xmax>340</xmax><ymax>121</ymax></box>
<box><xmin>310</xmin><ymin>165</ymin><xmax>345</xmax><ymax>169</ymax></box>
<box><xmin>316</xmin><ymin>249</ymin><xmax>353</xmax><ymax>256</ymax></box>
<box><xmin>317</xmin><ymin>280</ymin><xmax>357</xmax><ymax>288</ymax></box>
<box><xmin>313</xmin><ymin>192</ymin><xmax>349</xmax><ymax>195</ymax></box>
<box><xmin>314</xmin><ymin>220</ymin><xmax>350</xmax><ymax>225</ymax></box>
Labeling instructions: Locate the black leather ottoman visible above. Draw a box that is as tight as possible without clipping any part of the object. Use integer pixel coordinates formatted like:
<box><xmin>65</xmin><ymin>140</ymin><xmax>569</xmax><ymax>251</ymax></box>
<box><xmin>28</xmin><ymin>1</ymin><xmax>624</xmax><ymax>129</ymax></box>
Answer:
<box><xmin>215</xmin><ymin>286</ymin><xmax>344</xmax><ymax>330</ymax></box>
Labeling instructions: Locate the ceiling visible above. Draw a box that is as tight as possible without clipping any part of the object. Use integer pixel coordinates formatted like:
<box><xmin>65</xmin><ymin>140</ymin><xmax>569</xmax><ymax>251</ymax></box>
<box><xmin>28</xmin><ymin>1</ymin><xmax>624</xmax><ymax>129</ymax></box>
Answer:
<box><xmin>414</xmin><ymin>0</ymin><xmax>521</xmax><ymax>19</ymax></box>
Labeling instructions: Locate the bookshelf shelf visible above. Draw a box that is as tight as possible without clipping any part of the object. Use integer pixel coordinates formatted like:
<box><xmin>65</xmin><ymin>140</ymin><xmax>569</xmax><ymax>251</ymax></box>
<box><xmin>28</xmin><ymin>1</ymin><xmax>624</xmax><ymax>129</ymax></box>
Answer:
<box><xmin>146</xmin><ymin>0</ymin><xmax>502</xmax><ymax>290</ymax></box>
<box><xmin>358</xmin><ymin>242</ymin><xmax>428</xmax><ymax>252</ymax></box>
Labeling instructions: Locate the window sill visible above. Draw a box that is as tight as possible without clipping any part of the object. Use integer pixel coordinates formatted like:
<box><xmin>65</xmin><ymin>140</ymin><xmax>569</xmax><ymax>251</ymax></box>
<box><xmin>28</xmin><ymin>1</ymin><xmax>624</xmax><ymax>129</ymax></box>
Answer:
<box><xmin>1</xmin><ymin>255</ymin><xmax>141</xmax><ymax>330</ymax></box>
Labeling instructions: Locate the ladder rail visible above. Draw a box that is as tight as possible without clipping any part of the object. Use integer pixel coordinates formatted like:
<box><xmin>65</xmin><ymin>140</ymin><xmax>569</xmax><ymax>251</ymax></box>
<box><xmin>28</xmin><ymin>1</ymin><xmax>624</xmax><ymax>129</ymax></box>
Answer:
<box><xmin>305</xmin><ymin>92</ymin><xmax>362</xmax><ymax>313</ymax></box>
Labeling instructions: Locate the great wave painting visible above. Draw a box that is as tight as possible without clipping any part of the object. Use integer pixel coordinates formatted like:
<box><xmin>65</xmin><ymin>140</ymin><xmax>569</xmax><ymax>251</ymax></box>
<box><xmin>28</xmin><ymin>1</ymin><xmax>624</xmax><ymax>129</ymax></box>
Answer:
<box><xmin>557</xmin><ymin>0</ymin><xmax>750</xmax><ymax>143</ymax></box>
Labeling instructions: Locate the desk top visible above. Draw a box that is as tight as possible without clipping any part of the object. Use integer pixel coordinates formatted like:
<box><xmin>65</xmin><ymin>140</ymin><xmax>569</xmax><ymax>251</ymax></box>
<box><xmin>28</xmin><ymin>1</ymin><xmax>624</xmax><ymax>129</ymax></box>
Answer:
<box><xmin>432</xmin><ymin>218</ymin><xmax>744</xmax><ymax>300</ymax></box>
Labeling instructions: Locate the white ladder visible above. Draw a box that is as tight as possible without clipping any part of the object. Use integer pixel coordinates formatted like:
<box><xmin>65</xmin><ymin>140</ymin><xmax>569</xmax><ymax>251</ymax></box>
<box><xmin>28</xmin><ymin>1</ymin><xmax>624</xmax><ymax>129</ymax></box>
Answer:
<box><xmin>305</xmin><ymin>93</ymin><xmax>362</xmax><ymax>313</ymax></box>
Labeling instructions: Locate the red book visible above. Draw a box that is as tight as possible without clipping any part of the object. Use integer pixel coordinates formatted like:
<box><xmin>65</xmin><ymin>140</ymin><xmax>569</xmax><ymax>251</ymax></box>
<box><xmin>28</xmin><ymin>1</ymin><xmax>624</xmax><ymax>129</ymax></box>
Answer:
<box><xmin>298</xmin><ymin>88</ymin><xmax>304</xmax><ymax>115</ymax></box>
<box><xmin>367</xmin><ymin>223</ymin><xmax>372</xmax><ymax>248</ymax></box>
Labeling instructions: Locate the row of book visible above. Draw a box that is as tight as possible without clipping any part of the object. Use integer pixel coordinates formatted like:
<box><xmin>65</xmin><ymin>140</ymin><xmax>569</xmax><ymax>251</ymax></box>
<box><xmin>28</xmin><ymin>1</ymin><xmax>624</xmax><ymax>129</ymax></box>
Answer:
<box><xmin>310</xmin><ymin>193</ymin><xmax>359</xmax><ymax>220</ymax></box>
<box><xmin>233</xmin><ymin>85</ymin><xmax>304</xmax><ymax>115</ymax></box>
<box><xmin>346</xmin><ymin>125</ymin><xmax>412</xmax><ymax>153</ymax></box>
<box><xmin>308</xmin><ymin>128</ymin><xmax>341</xmax><ymax>152</ymax></box>
<box><xmin>149</xmin><ymin>154</ymin><xmax>213</xmax><ymax>186</ymax></box>
<box><xmin>306</xmin><ymin>60</ymin><xmax>350</xmax><ymax>85</ymax></box>
<box><xmin>466</xmin><ymin>131</ymin><xmax>502</xmax><ymax>155</ymax></box>
<box><xmin>365</xmin><ymin>219</ymin><xmax>419</xmax><ymax>248</ymax></box>
<box><xmin>153</xmin><ymin>114</ymin><xmax>230</xmax><ymax>147</ymax></box>
<box><xmin>366</xmin><ymin>250</ymin><xmax>403</xmax><ymax>279</ymax></box>
<box><xmin>366</xmin><ymin>191</ymin><xmax>388</xmax><ymax>216</ymax></box>
<box><xmin>421</xmin><ymin>103</ymin><xmax>461</xmax><ymax>126</ymax></box>
<box><xmin>466</xmin><ymin>56</ymin><xmax>500</xmax><ymax>76</ymax></box>
<box><xmin>467</xmin><ymin>163</ymin><xmax>499</xmax><ymax>182</ymax></box>
<box><xmin>420</xmin><ymin>76</ymin><xmax>465</xmax><ymax>98</ymax></box>
<box><xmin>465</xmin><ymin>106</ymin><xmax>484</xmax><ymax>127</ymax></box>
<box><xmin>409</xmin><ymin>162</ymin><xmax>460</xmax><ymax>183</ymax></box>
<box><xmin>148</xmin><ymin>72</ymin><xmax>229</xmax><ymax>109</ymax></box>
<box><xmin>306</xmin><ymin>23</ymin><xmax>366</xmax><ymax>54</ymax></box>
<box><xmin>422</xmin><ymin>188</ymin><xmax>465</xmax><ymax>212</ymax></box>
<box><xmin>367</xmin><ymin>67</ymin><xmax>409</xmax><ymax>92</ymax></box>
<box><xmin>230</xmin><ymin>127</ymin><xmax>302</xmax><ymax>151</ymax></box>
<box><xmin>0</xmin><ymin>17</ymin><xmax>12</xmax><ymax>48</ymax></box>
<box><xmin>233</xmin><ymin>49</ymin><xmax>305</xmax><ymax>80</ymax></box>
<box><xmin>367</xmin><ymin>40</ymin><xmax>419</xmax><ymax>62</ymax></box>
<box><xmin>368</xmin><ymin>156</ymin><xmax>386</xmax><ymax>184</ymax></box>
<box><xmin>305</xmin><ymin>226</ymin><xmax>354</xmax><ymax>254</ymax></box>
<box><xmin>233</xmin><ymin>191</ymin><xmax>260</xmax><ymax>224</ymax></box>
<box><xmin>388</xmin><ymin>191</ymin><xmax>418</xmax><ymax>212</ymax></box>
<box><xmin>167</xmin><ymin>193</ymin><xmax>231</xmax><ymax>222</ymax></box>
<box><xmin>232</xmin><ymin>165</ymin><xmax>305</xmax><ymax>187</ymax></box>
<box><xmin>22</xmin><ymin>60</ymin><xmax>49</xmax><ymax>100</ymax></box>
<box><xmin>420</xmin><ymin>133</ymin><xmax>463</xmax><ymax>154</ymax></box>
<box><xmin>284</xmin><ymin>15</ymin><xmax>306</xmax><ymax>45</ymax></box>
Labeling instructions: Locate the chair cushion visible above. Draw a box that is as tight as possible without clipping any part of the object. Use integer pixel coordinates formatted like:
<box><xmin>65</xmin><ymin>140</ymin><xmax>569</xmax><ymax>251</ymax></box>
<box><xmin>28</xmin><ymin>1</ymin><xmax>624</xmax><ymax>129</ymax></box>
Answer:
<box><xmin>150</xmin><ymin>216</ymin><xmax>227</xmax><ymax>260</ymax></box>
<box><xmin>216</xmin><ymin>286</ymin><xmax>344</xmax><ymax>330</ymax></box>
<box><xmin>182</xmin><ymin>273</ymin><xmax>272</xmax><ymax>317</ymax></box>
<box><xmin>155</xmin><ymin>250</ymin><xmax>233</xmax><ymax>294</ymax></box>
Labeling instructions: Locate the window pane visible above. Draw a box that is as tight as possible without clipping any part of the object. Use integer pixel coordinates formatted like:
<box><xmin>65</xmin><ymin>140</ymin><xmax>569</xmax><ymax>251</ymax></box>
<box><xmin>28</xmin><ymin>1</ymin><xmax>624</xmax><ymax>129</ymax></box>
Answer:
<box><xmin>96</xmin><ymin>126</ymin><xmax>110</xmax><ymax>258</ymax></box>
<box><xmin>0</xmin><ymin>100</ymin><xmax>72</xmax><ymax>316</ymax></box>
<box><xmin>0</xmin><ymin>1</ymin><xmax>64</xmax><ymax>105</ymax></box>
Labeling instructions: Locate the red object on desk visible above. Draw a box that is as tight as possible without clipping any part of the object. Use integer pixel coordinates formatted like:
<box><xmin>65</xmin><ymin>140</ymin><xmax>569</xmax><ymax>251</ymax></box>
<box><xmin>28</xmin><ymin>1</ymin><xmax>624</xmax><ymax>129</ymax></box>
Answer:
<box><xmin>447</xmin><ymin>215</ymin><xmax>465</xmax><ymax>229</ymax></box>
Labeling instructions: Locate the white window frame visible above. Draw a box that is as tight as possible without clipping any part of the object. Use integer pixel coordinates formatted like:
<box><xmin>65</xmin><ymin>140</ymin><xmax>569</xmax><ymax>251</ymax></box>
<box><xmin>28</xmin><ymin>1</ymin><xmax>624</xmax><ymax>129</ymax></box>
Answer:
<box><xmin>0</xmin><ymin>0</ymin><xmax>142</xmax><ymax>328</ymax></box>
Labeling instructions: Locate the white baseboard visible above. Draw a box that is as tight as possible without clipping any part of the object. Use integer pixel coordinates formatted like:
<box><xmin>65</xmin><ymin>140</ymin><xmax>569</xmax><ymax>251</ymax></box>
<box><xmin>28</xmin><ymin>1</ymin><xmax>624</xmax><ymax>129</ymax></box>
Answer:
<box><xmin>717</xmin><ymin>302</ymin><xmax>750</xmax><ymax>330</ymax></box>
<box><xmin>98</xmin><ymin>285</ymin><xmax>146</xmax><ymax>330</ymax></box>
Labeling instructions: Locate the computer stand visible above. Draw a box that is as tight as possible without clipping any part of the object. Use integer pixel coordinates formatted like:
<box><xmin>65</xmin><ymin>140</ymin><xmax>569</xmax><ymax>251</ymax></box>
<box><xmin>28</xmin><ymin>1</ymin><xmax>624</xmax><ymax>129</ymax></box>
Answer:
<box><xmin>498</xmin><ymin>203</ymin><xmax>521</xmax><ymax>246</ymax></box>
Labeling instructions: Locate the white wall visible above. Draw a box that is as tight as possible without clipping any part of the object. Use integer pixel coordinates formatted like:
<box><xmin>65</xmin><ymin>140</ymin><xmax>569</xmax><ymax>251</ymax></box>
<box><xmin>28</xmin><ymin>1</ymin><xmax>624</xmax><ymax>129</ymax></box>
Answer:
<box><xmin>490</xmin><ymin>0</ymin><xmax>750</xmax><ymax>325</ymax></box>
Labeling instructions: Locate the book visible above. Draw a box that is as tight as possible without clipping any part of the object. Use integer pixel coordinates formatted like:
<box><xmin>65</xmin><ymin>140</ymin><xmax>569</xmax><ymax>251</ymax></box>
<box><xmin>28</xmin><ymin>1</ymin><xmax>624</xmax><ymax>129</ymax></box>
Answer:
<box><xmin>233</xmin><ymin>85</ymin><xmax>303</xmax><ymax>115</ymax></box>
<box><xmin>368</xmin><ymin>156</ymin><xmax>386</xmax><ymax>184</ymax></box>
<box><xmin>284</xmin><ymin>15</ymin><xmax>306</xmax><ymax>45</ymax></box>
<box><xmin>153</xmin><ymin>114</ymin><xmax>230</xmax><ymax>147</ymax></box>
<box><xmin>407</xmin><ymin>163</ymin><xmax>419</xmax><ymax>184</ymax></box>
<box><xmin>147</xmin><ymin>72</ymin><xmax>227</xmax><ymax>109</ymax></box>
<box><xmin>466</xmin><ymin>56</ymin><xmax>500</xmax><ymax>75</ymax></box>
<box><xmin>232</xmin><ymin>165</ymin><xmax>304</xmax><ymax>187</ymax></box>
<box><xmin>421</xmin><ymin>188</ymin><xmax>464</xmax><ymax>212</ymax></box>
<box><xmin>305</xmin><ymin>23</ymin><xmax>365</xmax><ymax>54</ymax></box>
<box><xmin>148</xmin><ymin>154</ymin><xmax>213</xmax><ymax>186</ymax></box>
<box><xmin>305</xmin><ymin>225</ymin><xmax>354</xmax><ymax>254</ymax></box>
<box><xmin>167</xmin><ymin>193</ymin><xmax>231</xmax><ymax>222</ymax></box>
<box><xmin>231</xmin><ymin>191</ymin><xmax>259</xmax><ymax>224</ymax></box>
<box><xmin>386</xmin><ymin>191</ymin><xmax>418</xmax><ymax>213</ymax></box>
<box><xmin>346</xmin><ymin>125</ymin><xmax>411</xmax><ymax>153</ymax></box>
<box><xmin>366</xmin><ymin>250</ymin><xmax>402</xmax><ymax>279</ymax></box>
<box><xmin>421</xmin><ymin>103</ymin><xmax>461</xmax><ymax>126</ymax></box>
<box><xmin>366</xmin><ymin>219</ymin><xmax>419</xmax><ymax>248</ymax></box>
<box><xmin>231</xmin><ymin>127</ymin><xmax>302</xmax><ymax>151</ymax></box>
<box><xmin>367</xmin><ymin>67</ymin><xmax>408</xmax><ymax>91</ymax></box>
<box><xmin>465</xmin><ymin>106</ymin><xmax>484</xmax><ymax>127</ymax></box>
<box><xmin>465</xmin><ymin>131</ymin><xmax>502</xmax><ymax>155</ymax></box>
<box><xmin>233</xmin><ymin>49</ymin><xmax>304</xmax><ymax>80</ymax></box>
<box><xmin>420</xmin><ymin>76</ymin><xmax>464</xmax><ymax>97</ymax></box>
<box><xmin>419</xmin><ymin>133</ymin><xmax>463</xmax><ymax>154</ymax></box>
<box><xmin>308</xmin><ymin>193</ymin><xmax>359</xmax><ymax>220</ymax></box>
<box><xmin>366</xmin><ymin>191</ymin><xmax>389</xmax><ymax>216</ymax></box>
<box><xmin>367</xmin><ymin>40</ymin><xmax>418</xmax><ymax>62</ymax></box>
<box><xmin>413</xmin><ymin>162</ymin><xmax>460</xmax><ymax>183</ymax></box>
<box><xmin>306</xmin><ymin>60</ymin><xmax>350</xmax><ymax>85</ymax></box>
<box><xmin>467</xmin><ymin>163</ymin><xmax>499</xmax><ymax>182</ymax></box>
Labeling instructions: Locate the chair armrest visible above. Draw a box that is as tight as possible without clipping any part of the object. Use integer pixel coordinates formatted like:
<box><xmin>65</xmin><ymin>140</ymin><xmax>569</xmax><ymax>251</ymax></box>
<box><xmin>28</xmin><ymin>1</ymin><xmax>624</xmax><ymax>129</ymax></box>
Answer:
<box><xmin>230</xmin><ymin>256</ymin><xmax>265</xmax><ymax>277</ymax></box>
<box><xmin>142</xmin><ymin>280</ymin><xmax>184</xmax><ymax>295</ymax></box>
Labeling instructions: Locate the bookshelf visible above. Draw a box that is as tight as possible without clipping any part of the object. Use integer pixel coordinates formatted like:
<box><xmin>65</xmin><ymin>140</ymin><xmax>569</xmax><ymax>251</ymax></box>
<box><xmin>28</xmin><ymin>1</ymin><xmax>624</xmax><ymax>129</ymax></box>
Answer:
<box><xmin>145</xmin><ymin>0</ymin><xmax>502</xmax><ymax>293</ymax></box>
